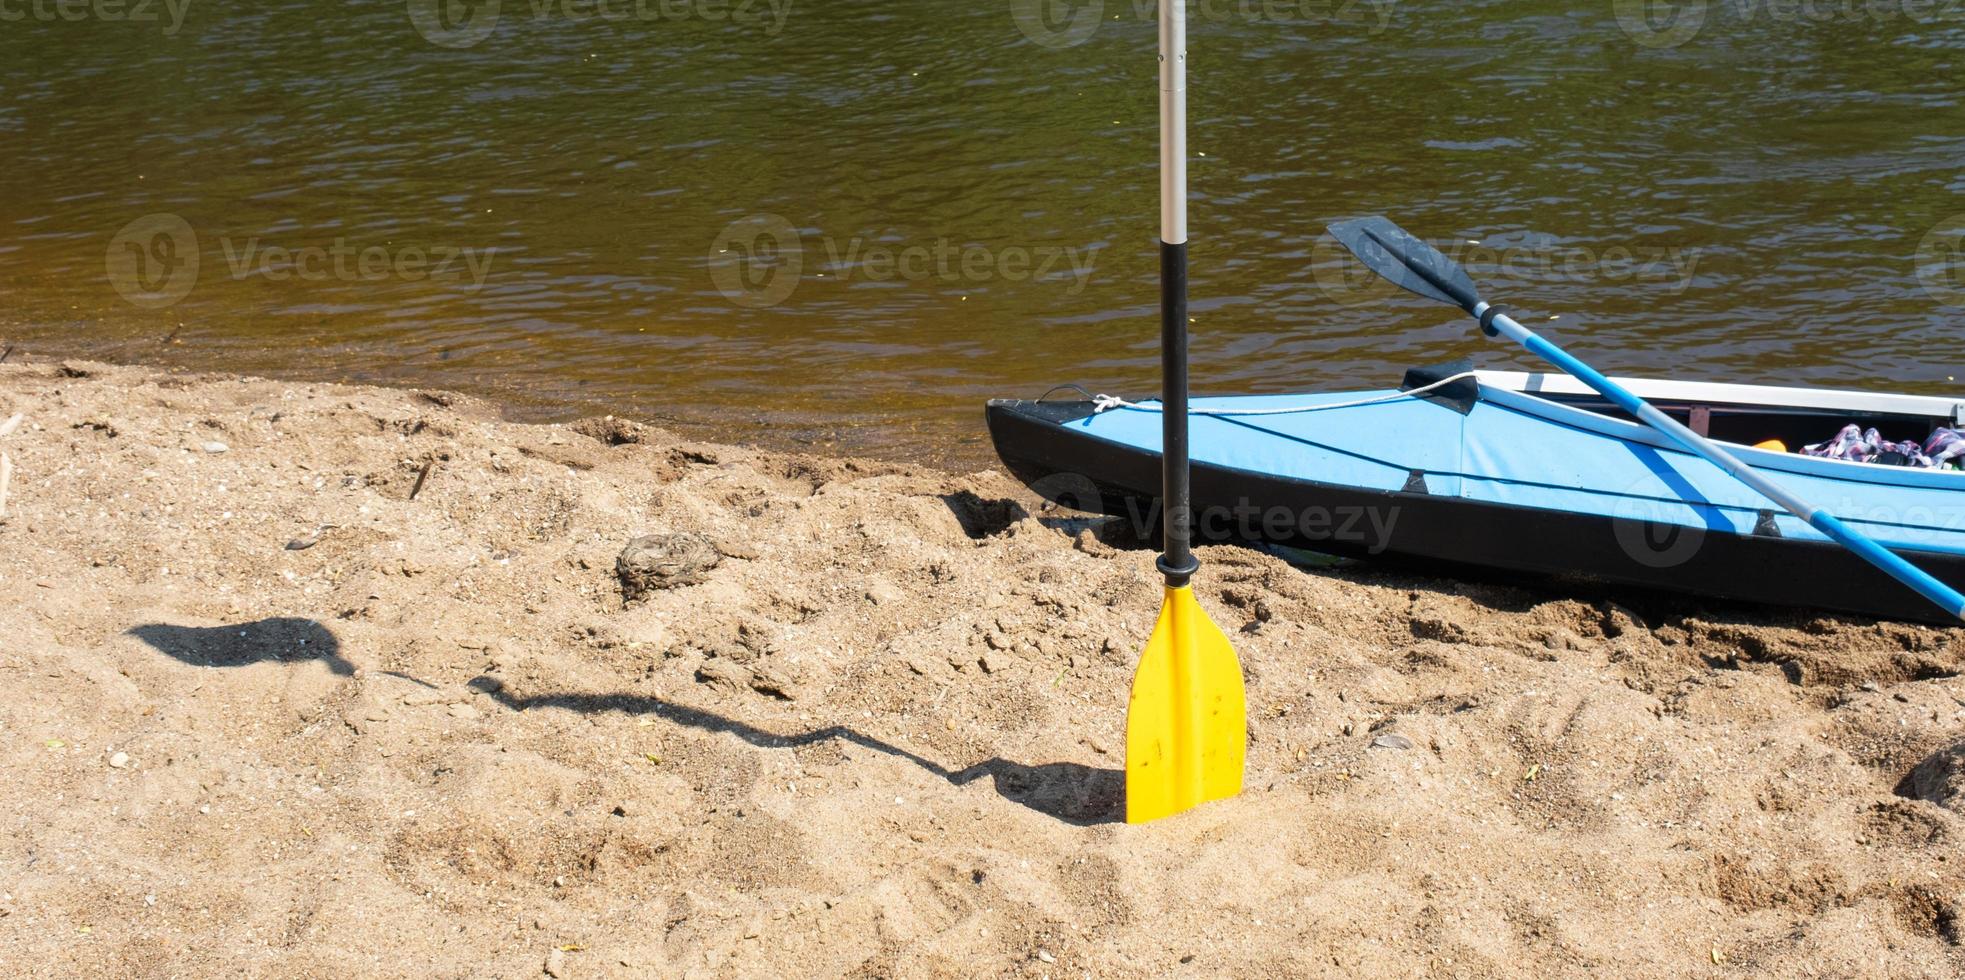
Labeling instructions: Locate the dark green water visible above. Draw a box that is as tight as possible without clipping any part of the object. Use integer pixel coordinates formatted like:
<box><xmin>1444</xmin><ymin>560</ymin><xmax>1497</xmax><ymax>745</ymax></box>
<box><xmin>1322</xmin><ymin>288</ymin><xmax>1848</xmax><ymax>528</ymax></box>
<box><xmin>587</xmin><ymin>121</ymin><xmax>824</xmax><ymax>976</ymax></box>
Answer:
<box><xmin>4</xmin><ymin>0</ymin><xmax>1964</xmax><ymax>465</ymax></box>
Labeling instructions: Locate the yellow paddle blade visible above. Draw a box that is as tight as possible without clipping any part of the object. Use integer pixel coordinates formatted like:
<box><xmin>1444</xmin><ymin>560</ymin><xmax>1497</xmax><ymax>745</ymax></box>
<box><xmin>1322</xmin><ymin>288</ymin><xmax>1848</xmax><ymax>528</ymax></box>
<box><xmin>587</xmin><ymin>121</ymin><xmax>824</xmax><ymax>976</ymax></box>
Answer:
<box><xmin>1125</xmin><ymin>584</ymin><xmax>1247</xmax><ymax>823</ymax></box>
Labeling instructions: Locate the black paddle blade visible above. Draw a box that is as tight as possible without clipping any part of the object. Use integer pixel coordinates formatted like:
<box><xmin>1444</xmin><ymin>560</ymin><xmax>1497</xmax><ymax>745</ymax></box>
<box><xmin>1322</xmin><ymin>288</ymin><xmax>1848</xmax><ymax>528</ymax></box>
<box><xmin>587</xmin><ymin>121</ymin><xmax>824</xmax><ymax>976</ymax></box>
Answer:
<box><xmin>1327</xmin><ymin>216</ymin><xmax>1482</xmax><ymax>313</ymax></box>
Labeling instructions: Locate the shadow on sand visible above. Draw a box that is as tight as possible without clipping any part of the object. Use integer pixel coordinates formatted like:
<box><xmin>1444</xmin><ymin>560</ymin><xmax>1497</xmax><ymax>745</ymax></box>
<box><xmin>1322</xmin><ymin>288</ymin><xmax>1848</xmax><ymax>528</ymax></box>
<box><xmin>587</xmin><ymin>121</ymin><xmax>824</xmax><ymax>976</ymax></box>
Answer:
<box><xmin>468</xmin><ymin>677</ymin><xmax>1122</xmax><ymax>826</ymax></box>
<box><xmin>127</xmin><ymin>617</ymin><xmax>353</xmax><ymax>675</ymax></box>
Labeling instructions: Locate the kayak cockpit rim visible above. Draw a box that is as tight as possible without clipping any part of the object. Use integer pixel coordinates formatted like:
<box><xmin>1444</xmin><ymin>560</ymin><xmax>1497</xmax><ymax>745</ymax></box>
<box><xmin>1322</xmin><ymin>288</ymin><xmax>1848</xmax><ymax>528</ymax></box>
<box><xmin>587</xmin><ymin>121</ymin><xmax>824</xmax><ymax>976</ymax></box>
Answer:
<box><xmin>1477</xmin><ymin>370</ymin><xmax>1965</xmax><ymax>422</ymax></box>
<box><xmin>1476</xmin><ymin>376</ymin><xmax>1965</xmax><ymax>488</ymax></box>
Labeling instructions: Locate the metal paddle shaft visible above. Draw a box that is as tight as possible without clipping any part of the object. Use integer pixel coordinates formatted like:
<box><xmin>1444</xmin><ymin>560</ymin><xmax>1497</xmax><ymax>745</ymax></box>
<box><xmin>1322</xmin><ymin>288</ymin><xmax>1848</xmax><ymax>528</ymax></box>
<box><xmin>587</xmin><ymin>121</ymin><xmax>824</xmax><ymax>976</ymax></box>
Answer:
<box><xmin>1157</xmin><ymin>0</ymin><xmax>1193</xmax><ymax>587</ymax></box>
<box><xmin>1123</xmin><ymin>0</ymin><xmax>1247</xmax><ymax>825</ymax></box>
<box><xmin>1328</xmin><ymin>215</ymin><xmax>1965</xmax><ymax>621</ymax></box>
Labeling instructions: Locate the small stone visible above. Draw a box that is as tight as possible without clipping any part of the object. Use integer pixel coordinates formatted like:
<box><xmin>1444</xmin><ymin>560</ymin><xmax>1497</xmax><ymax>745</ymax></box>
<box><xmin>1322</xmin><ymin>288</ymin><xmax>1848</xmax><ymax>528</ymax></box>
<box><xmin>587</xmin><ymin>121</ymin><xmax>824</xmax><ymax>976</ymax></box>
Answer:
<box><xmin>201</xmin><ymin>441</ymin><xmax>229</xmax><ymax>454</ymax></box>
<box><xmin>1036</xmin><ymin>949</ymin><xmax>1056</xmax><ymax>964</ymax></box>
<box><xmin>543</xmin><ymin>947</ymin><xmax>567</xmax><ymax>977</ymax></box>
<box><xmin>108</xmin><ymin>752</ymin><xmax>130</xmax><ymax>769</ymax></box>
<box><xmin>705</xmin><ymin>534</ymin><xmax>759</xmax><ymax>561</ymax></box>
<box><xmin>748</xmin><ymin>665</ymin><xmax>797</xmax><ymax>700</ymax></box>
<box><xmin>979</xmin><ymin>652</ymin><xmax>1008</xmax><ymax>674</ymax></box>
<box><xmin>448</xmin><ymin>703</ymin><xmax>480</xmax><ymax>720</ymax></box>
<box><xmin>696</xmin><ymin>658</ymin><xmax>752</xmax><ymax>694</ymax></box>
<box><xmin>985</xmin><ymin>632</ymin><xmax>1012</xmax><ymax>651</ymax></box>
<box><xmin>1371</xmin><ymin>733</ymin><xmax>1414</xmax><ymax>750</ymax></box>
<box><xmin>617</xmin><ymin>532</ymin><xmax>721</xmax><ymax>600</ymax></box>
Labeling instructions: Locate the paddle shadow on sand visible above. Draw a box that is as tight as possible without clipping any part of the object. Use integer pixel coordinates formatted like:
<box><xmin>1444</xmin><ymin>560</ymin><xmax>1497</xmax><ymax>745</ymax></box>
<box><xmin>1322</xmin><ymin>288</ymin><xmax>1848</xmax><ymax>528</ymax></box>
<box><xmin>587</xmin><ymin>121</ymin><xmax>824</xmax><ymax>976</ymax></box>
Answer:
<box><xmin>127</xmin><ymin>617</ymin><xmax>354</xmax><ymax>676</ymax></box>
<box><xmin>467</xmin><ymin>678</ymin><xmax>1123</xmax><ymax>826</ymax></box>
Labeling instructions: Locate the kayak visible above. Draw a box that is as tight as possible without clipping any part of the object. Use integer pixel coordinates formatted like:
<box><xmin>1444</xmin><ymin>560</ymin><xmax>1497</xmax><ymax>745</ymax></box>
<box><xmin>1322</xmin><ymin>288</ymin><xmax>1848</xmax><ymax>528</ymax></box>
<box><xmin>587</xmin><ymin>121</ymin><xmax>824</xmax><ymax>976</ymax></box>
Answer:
<box><xmin>986</xmin><ymin>364</ymin><xmax>1965</xmax><ymax>623</ymax></box>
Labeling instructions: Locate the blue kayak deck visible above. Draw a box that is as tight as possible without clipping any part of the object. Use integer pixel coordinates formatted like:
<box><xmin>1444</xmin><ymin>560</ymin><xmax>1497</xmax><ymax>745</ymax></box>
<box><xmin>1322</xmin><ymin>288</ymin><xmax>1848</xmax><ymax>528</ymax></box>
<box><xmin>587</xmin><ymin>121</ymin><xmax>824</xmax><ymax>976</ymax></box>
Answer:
<box><xmin>1066</xmin><ymin>385</ymin><xmax>1965</xmax><ymax>557</ymax></box>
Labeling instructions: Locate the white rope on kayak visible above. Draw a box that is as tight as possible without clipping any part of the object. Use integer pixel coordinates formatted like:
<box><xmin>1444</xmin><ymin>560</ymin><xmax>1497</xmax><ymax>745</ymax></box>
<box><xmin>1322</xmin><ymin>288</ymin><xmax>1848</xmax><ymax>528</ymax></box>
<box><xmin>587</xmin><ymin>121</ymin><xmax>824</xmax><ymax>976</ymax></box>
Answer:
<box><xmin>1089</xmin><ymin>371</ymin><xmax>1481</xmax><ymax>417</ymax></box>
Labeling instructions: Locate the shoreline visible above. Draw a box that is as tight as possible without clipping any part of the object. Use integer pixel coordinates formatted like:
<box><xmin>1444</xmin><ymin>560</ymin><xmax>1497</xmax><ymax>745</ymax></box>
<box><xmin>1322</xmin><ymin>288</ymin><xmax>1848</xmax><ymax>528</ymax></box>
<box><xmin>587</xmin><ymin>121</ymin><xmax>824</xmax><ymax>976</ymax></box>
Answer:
<box><xmin>0</xmin><ymin>355</ymin><xmax>1960</xmax><ymax>976</ymax></box>
<box><xmin>0</xmin><ymin>332</ymin><xmax>1005</xmax><ymax>472</ymax></box>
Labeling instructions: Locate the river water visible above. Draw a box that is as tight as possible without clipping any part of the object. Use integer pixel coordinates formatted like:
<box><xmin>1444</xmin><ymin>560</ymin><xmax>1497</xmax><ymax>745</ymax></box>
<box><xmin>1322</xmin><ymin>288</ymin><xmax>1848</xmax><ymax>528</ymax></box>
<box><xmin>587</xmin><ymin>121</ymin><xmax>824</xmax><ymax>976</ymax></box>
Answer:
<box><xmin>3</xmin><ymin>0</ymin><xmax>1963</xmax><ymax>465</ymax></box>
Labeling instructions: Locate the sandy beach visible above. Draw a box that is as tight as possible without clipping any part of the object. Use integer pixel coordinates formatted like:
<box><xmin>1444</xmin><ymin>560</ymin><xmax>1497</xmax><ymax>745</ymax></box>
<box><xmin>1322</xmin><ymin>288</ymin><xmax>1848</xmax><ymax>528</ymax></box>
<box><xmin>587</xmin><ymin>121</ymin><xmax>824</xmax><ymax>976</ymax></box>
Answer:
<box><xmin>0</xmin><ymin>356</ymin><xmax>1959</xmax><ymax>978</ymax></box>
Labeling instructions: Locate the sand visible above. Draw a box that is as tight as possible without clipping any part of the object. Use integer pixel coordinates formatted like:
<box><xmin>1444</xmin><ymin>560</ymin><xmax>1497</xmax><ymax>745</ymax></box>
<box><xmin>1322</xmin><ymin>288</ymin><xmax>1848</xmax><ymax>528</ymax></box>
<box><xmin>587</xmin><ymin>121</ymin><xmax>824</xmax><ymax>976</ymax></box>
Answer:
<box><xmin>0</xmin><ymin>357</ymin><xmax>1960</xmax><ymax>978</ymax></box>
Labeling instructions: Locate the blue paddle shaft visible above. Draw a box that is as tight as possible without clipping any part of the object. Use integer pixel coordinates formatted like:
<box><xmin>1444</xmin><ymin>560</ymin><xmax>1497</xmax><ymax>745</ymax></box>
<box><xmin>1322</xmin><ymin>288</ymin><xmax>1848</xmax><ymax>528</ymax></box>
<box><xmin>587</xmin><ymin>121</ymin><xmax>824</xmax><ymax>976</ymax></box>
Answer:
<box><xmin>1476</xmin><ymin>302</ymin><xmax>1965</xmax><ymax>621</ymax></box>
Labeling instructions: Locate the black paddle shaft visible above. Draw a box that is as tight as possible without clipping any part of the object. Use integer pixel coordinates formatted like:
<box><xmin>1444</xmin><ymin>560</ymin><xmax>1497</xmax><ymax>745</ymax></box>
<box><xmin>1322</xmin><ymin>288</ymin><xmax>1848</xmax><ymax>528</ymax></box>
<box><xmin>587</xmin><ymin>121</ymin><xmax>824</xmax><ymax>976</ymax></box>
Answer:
<box><xmin>1158</xmin><ymin>239</ymin><xmax>1197</xmax><ymax>587</ymax></box>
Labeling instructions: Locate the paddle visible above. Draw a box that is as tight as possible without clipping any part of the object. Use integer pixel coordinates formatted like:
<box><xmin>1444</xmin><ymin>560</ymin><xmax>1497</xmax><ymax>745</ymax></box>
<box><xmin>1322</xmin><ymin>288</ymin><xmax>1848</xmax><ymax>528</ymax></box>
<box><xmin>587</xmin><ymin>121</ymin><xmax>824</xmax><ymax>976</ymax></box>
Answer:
<box><xmin>1126</xmin><ymin>0</ymin><xmax>1247</xmax><ymax>824</ymax></box>
<box><xmin>1328</xmin><ymin>215</ymin><xmax>1965</xmax><ymax>622</ymax></box>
